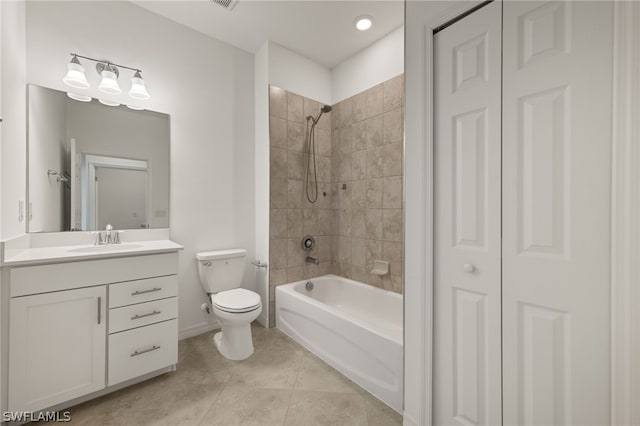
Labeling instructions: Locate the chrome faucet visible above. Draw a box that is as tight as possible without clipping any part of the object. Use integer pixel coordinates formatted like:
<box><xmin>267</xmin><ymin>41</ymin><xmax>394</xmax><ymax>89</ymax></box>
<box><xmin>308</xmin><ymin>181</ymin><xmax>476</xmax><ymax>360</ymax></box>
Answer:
<box><xmin>105</xmin><ymin>224</ymin><xmax>113</xmax><ymax>243</ymax></box>
<box><xmin>94</xmin><ymin>224</ymin><xmax>121</xmax><ymax>245</ymax></box>
<box><xmin>306</xmin><ymin>256</ymin><xmax>320</xmax><ymax>265</ymax></box>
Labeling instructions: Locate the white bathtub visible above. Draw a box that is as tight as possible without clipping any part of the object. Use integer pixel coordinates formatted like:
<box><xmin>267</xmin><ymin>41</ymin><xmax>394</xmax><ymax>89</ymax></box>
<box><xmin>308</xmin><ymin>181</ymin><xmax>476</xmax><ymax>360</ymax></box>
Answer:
<box><xmin>276</xmin><ymin>274</ymin><xmax>403</xmax><ymax>413</ymax></box>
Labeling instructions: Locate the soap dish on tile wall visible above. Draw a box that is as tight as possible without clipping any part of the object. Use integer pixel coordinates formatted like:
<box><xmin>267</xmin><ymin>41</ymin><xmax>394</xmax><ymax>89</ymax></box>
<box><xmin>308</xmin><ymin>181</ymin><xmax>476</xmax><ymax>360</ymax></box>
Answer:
<box><xmin>371</xmin><ymin>260</ymin><xmax>389</xmax><ymax>276</ymax></box>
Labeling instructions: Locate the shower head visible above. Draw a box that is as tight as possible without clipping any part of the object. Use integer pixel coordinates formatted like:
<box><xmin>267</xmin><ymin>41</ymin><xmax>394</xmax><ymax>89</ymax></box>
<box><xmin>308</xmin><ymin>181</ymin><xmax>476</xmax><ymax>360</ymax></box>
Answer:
<box><xmin>308</xmin><ymin>105</ymin><xmax>332</xmax><ymax>126</ymax></box>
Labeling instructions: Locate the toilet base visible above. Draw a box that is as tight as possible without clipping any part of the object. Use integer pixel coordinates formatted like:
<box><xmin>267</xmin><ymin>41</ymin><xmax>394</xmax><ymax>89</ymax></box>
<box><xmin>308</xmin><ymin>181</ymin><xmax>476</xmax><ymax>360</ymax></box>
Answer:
<box><xmin>211</xmin><ymin>303</ymin><xmax>262</xmax><ymax>361</ymax></box>
<box><xmin>213</xmin><ymin>326</ymin><xmax>255</xmax><ymax>361</ymax></box>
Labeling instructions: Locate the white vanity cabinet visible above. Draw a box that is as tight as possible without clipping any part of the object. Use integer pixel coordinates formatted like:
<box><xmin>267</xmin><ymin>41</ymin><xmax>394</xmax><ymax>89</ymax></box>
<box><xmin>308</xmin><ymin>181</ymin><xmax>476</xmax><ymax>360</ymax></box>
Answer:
<box><xmin>9</xmin><ymin>286</ymin><xmax>107</xmax><ymax>413</ymax></box>
<box><xmin>6</xmin><ymin>251</ymin><xmax>179</xmax><ymax>413</ymax></box>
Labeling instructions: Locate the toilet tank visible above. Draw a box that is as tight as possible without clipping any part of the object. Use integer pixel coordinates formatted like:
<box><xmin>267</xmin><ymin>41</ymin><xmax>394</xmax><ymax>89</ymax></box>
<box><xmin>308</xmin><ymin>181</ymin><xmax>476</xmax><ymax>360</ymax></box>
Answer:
<box><xmin>196</xmin><ymin>249</ymin><xmax>247</xmax><ymax>293</ymax></box>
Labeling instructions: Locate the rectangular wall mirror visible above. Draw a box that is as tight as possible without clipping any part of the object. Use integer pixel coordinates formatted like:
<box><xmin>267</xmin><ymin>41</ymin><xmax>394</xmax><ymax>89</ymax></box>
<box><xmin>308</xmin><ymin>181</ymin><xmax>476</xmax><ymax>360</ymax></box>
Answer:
<box><xmin>27</xmin><ymin>84</ymin><xmax>170</xmax><ymax>232</ymax></box>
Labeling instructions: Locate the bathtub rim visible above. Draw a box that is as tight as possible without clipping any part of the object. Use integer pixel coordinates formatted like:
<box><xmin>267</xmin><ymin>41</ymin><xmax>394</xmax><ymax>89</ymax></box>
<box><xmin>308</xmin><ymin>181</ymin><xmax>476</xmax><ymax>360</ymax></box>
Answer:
<box><xmin>275</xmin><ymin>274</ymin><xmax>403</xmax><ymax>346</ymax></box>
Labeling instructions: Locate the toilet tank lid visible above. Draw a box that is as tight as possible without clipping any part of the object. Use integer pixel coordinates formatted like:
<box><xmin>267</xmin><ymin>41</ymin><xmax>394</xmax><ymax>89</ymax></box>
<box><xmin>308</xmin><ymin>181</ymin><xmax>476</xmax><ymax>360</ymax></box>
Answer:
<box><xmin>196</xmin><ymin>249</ymin><xmax>247</xmax><ymax>261</ymax></box>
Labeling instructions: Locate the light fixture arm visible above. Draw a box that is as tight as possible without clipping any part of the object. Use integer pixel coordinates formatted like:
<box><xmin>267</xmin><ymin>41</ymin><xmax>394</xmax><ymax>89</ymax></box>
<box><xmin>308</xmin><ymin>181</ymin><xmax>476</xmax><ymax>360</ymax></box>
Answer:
<box><xmin>70</xmin><ymin>53</ymin><xmax>142</xmax><ymax>74</ymax></box>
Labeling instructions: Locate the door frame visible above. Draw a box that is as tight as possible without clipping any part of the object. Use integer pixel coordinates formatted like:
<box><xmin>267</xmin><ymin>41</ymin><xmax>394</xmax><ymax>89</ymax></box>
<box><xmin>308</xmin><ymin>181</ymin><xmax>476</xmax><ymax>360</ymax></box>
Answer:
<box><xmin>81</xmin><ymin>154</ymin><xmax>149</xmax><ymax>231</ymax></box>
<box><xmin>404</xmin><ymin>1</ymin><xmax>640</xmax><ymax>425</ymax></box>
<box><xmin>611</xmin><ymin>2</ymin><xmax>640</xmax><ymax>425</ymax></box>
<box><xmin>404</xmin><ymin>2</ymin><xmax>485</xmax><ymax>424</ymax></box>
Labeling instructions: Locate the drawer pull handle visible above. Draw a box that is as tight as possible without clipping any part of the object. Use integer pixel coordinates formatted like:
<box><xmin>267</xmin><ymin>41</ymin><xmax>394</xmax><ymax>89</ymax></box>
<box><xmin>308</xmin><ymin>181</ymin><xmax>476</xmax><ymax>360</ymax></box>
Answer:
<box><xmin>130</xmin><ymin>345</ymin><xmax>161</xmax><ymax>357</ymax></box>
<box><xmin>131</xmin><ymin>287</ymin><xmax>162</xmax><ymax>296</ymax></box>
<box><xmin>131</xmin><ymin>310</ymin><xmax>161</xmax><ymax>320</ymax></box>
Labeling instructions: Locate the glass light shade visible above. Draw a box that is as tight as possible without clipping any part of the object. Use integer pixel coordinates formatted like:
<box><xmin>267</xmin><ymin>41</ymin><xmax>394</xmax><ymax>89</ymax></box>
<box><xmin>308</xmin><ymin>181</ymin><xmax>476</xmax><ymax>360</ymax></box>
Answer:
<box><xmin>98</xmin><ymin>98</ymin><xmax>120</xmax><ymax>107</ymax></box>
<box><xmin>129</xmin><ymin>76</ymin><xmax>150</xmax><ymax>100</ymax></box>
<box><xmin>66</xmin><ymin>92</ymin><xmax>92</xmax><ymax>102</ymax></box>
<box><xmin>63</xmin><ymin>62</ymin><xmax>90</xmax><ymax>89</ymax></box>
<box><xmin>126</xmin><ymin>104</ymin><xmax>144</xmax><ymax>111</ymax></box>
<box><xmin>98</xmin><ymin>70</ymin><xmax>121</xmax><ymax>95</ymax></box>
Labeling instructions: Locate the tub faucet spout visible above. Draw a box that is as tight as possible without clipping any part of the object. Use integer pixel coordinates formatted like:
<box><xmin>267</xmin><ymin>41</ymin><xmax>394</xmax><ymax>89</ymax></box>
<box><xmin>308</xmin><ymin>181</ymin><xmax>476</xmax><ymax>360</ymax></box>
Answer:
<box><xmin>306</xmin><ymin>256</ymin><xmax>320</xmax><ymax>265</ymax></box>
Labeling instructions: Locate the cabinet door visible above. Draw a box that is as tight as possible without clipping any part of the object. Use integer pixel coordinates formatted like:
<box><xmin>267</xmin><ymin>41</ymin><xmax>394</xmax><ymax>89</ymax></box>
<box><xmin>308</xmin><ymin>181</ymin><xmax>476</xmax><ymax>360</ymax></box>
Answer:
<box><xmin>9</xmin><ymin>286</ymin><xmax>106</xmax><ymax>412</ymax></box>
<box><xmin>433</xmin><ymin>2</ymin><xmax>503</xmax><ymax>425</ymax></box>
<box><xmin>502</xmin><ymin>1</ymin><xmax>613</xmax><ymax>424</ymax></box>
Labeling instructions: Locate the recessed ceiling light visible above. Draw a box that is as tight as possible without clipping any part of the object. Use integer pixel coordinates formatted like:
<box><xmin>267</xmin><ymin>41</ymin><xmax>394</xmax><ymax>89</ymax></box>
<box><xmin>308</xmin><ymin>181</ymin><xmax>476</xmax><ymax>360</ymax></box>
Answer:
<box><xmin>354</xmin><ymin>15</ymin><xmax>373</xmax><ymax>31</ymax></box>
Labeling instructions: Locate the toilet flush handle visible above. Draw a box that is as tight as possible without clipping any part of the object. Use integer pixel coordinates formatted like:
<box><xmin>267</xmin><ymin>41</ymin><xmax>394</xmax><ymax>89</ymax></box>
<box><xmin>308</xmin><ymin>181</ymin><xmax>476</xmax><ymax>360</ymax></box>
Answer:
<box><xmin>203</xmin><ymin>262</ymin><xmax>212</xmax><ymax>267</ymax></box>
<box><xmin>251</xmin><ymin>259</ymin><xmax>268</xmax><ymax>268</ymax></box>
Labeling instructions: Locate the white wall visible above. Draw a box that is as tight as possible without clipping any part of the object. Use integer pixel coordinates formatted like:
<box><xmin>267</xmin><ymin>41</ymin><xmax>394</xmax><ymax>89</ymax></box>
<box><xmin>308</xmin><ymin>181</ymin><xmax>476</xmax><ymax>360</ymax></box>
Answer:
<box><xmin>23</xmin><ymin>1</ymin><xmax>255</xmax><ymax>339</ymax></box>
<box><xmin>253</xmin><ymin>42</ymin><xmax>270</xmax><ymax>327</ymax></box>
<box><xmin>267</xmin><ymin>41</ymin><xmax>332</xmax><ymax>105</ymax></box>
<box><xmin>27</xmin><ymin>85</ymin><xmax>67</xmax><ymax>233</ymax></box>
<box><xmin>331</xmin><ymin>26</ymin><xmax>404</xmax><ymax>103</ymax></box>
<box><xmin>1</xmin><ymin>1</ymin><xmax>27</xmax><ymax>240</ymax></box>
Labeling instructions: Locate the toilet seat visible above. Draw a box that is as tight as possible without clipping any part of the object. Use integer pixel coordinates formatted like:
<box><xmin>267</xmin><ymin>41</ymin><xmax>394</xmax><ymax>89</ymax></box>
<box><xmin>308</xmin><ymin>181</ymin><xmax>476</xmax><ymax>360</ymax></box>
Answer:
<box><xmin>212</xmin><ymin>288</ymin><xmax>261</xmax><ymax>313</ymax></box>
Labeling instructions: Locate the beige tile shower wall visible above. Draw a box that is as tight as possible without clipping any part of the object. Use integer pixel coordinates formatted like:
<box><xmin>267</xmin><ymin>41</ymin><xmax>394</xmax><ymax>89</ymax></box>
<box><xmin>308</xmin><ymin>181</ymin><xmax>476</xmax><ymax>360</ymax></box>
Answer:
<box><xmin>268</xmin><ymin>86</ymin><xmax>334</xmax><ymax>325</ymax></box>
<box><xmin>267</xmin><ymin>77</ymin><xmax>404</xmax><ymax>326</ymax></box>
<box><xmin>331</xmin><ymin>75</ymin><xmax>404</xmax><ymax>294</ymax></box>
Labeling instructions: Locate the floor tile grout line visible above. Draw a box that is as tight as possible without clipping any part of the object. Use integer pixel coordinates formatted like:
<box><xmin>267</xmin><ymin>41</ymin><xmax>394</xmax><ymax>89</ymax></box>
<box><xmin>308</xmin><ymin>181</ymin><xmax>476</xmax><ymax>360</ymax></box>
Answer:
<box><xmin>195</xmin><ymin>374</ymin><xmax>231</xmax><ymax>426</ymax></box>
<box><xmin>281</xmin><ymin>388</ymin><xmax>296</xmax><ymax>426</ymax></box>
<box><xmin>282</xmin><ymin>345</ymin><xmax>305</xmax><ymax>426</ymax></box>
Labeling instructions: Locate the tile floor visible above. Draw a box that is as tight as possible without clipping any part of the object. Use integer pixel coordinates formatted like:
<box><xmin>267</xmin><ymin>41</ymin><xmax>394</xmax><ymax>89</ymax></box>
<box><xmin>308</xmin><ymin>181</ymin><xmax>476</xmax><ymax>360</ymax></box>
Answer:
<box><xmin>44</xmin><ymin>323</ymin><xmax>402</xmax><ymax>426</ymax></box>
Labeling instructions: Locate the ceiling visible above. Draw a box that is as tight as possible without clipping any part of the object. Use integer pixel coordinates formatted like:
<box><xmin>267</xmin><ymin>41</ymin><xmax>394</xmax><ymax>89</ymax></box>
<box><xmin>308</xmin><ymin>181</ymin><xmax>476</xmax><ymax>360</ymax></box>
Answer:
<box><xmin>132</xmin><ymin>1</ymin><xmax>405</xmax><ymax>68</ymax></box>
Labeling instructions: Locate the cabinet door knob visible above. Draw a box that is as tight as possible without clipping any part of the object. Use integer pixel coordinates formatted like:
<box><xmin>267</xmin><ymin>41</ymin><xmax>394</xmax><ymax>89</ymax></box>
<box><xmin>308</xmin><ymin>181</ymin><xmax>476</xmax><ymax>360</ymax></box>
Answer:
<box><xmin>463</xmin><ymin>263</ymin><xmax>475</xmax><ymax>273</ymax></box>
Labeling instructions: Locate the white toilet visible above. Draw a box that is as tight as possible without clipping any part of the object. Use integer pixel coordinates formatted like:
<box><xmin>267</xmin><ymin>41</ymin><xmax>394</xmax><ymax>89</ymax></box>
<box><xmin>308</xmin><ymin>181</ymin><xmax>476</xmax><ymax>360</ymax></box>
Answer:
<box><xmin>196</xmin><ymin>248</ymin><xmax>262</xmax><ymax>360</ymax></box>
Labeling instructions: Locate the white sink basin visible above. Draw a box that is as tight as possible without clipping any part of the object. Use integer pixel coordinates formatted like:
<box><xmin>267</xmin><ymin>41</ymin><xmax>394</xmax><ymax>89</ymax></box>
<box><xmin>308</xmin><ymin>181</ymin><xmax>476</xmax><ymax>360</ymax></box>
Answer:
<box><xmin>68</xmin><ymin>244</ymin><xmax>144</xmax><ymax>253</ymax></box>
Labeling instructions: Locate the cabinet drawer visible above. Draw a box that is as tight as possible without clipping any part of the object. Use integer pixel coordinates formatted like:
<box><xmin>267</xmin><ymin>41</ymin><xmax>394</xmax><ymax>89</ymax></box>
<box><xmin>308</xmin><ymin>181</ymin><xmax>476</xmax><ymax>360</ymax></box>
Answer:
<box><xmin>108</xmin><ymin>319</ymin><xmax>177</xmax><ymax>386</ymax></box>
<box><xmin>109</xmin><ymin>275</ymin><xmax>177</xmax><ymax>308</ymax></box>
<box><xmin>109</xmin><ymin>298</ymin><xmax>177</xmax><ymax>334</ymax></box>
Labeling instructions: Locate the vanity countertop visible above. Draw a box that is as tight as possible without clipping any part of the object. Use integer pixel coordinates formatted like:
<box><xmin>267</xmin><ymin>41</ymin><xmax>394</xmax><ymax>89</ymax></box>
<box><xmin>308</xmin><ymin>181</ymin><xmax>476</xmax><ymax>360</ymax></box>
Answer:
<box><xmin>3</xmin><ymin>239</ymin><xmax>183</xmax><ymax>267</ymax></box>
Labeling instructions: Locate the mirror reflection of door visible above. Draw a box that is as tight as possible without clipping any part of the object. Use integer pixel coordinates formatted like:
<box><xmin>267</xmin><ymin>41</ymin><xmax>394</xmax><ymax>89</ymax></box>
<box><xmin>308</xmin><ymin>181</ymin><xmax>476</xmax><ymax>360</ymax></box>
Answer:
<box><xmin>95</xmin><ymin>167</ymin><xmax>148</xmax><ymax>230</ymax></box>
<box><xmin>82</xmin><ymin>154</ymin><xmax>149</xmax><ymax>230</ymax></box>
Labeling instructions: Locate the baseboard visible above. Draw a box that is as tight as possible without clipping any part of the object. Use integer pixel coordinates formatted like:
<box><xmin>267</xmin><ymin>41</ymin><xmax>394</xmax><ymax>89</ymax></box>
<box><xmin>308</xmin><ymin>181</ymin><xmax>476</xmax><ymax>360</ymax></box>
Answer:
<box><xmin>402</xmin><ymin>412</ymin><xmax>418</xmax><ymax>426</ymax></box>
<box><xmin>178</xmin><ymin>320</ymin><xmax>220</xmax><ymax>340</ymax></box>
<box><xmin>256</xmin><ymin>312</ymin><xmax>268</xmax><ymax>328</ymax></box>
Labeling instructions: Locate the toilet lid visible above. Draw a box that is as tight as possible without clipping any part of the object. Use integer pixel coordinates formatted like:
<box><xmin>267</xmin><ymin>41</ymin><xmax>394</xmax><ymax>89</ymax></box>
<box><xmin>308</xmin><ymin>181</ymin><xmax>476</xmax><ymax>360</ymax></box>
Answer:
<box><xmin>212</xmin><ymin>288</ymin><xmax>261</xmax><ymax>313</ymax></box>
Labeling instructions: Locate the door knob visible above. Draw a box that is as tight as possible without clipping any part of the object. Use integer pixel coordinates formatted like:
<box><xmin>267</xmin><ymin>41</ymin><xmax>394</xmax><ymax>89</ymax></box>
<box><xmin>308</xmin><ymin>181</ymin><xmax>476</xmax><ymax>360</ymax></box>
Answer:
<box><xmin>463</xmin><ymin>263</ymin><xmax>475</xmax><ymax>273</ymax></box>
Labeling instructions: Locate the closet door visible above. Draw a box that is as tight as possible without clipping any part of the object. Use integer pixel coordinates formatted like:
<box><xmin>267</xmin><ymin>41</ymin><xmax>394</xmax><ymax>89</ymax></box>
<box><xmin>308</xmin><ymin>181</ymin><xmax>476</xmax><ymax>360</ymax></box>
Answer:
<box><xmin>433</xmin><ymin>2</ymin><xmax>502</xmax><ymax>425</ymax></box>
<box><xmin>502</xmin><ymin>2</ymin><xmax>613</xmax><ymax>425</ymax></box>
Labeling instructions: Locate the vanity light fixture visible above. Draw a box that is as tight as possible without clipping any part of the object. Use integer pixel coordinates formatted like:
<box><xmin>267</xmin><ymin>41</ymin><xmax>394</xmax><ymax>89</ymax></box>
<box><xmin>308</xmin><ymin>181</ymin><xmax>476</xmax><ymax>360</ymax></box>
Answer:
<box><xmin>62</xmin><ymin>53</ymin><xmax>151</xmax><ymax>100</ymax></box>
<box><xmin>62</xmin><ymin>55</ymin><xmax>90</xmax><ymax>89</ymax></box>
<box><xmin>354</xmin><ymin>15</ymin><xmax>373</xmax><ymax>31</ymax></box>
<box><xmin>97</xmin><ymin>64</ymin><xmax>121</xmax><ymax>95</ymax></box>
<box><xmin>129</xmin><ymin>71</ymin><xmax>150</xmax><ymax>100</ymax></box>
<box><xmin>98</xmin><ymin>99</ymin><xmax>120</xmax><ymax>107</ymax></box>
<box><xmin>66</xmin><ymin>92</ymin><xmax>92</xmax><ymax>102</ymax></box>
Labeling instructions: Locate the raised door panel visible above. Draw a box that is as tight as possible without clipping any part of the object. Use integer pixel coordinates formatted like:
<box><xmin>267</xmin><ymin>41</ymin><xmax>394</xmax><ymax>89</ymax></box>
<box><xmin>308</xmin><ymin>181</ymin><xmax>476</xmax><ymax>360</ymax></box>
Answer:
<box><xmin>502</xmin><ymin>2</ymin><xmax>613</xmax><ymax>424</ymax></box>
<box><xmin>433</xmin><ymin>2</ymin><xmax>502</xmax><ymax>424</ymax></box>
<box><xmin>9</xmin><ymin>286</ymin><xmax>106</xmax><ymax>412</ymax></box>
